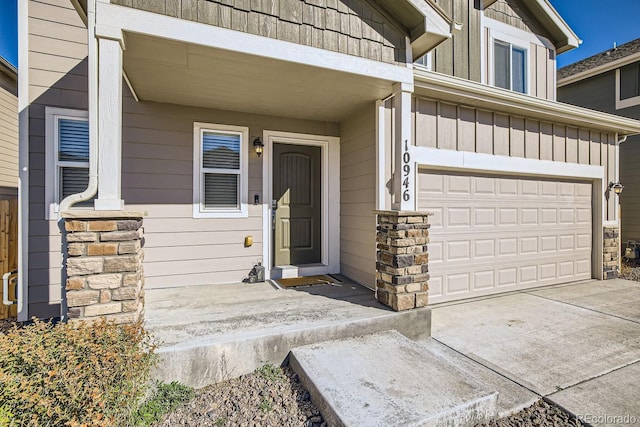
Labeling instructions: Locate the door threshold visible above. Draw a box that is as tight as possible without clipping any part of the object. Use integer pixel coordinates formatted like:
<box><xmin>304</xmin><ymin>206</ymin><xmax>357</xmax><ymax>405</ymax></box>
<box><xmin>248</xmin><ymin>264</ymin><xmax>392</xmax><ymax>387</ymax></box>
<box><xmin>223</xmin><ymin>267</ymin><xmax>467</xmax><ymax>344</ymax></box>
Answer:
<box><xmin>271</xmin><ymin>264</ymin><xmax>330</xmax><ymax>280</ymax></box>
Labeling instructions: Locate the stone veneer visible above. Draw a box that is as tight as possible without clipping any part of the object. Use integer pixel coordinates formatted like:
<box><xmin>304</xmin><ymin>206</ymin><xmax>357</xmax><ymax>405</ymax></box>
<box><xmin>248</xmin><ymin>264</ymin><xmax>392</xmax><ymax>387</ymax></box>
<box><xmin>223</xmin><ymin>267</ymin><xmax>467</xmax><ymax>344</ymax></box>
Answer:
<box><xmin>603</xmin><ymin>226</ymin><xmax>620</xmax><ymax>280</ymax></box>
<box><xmin>61</xmin><ymin>211</ymin><xmax>146</xmax><ymax>324</ymax></box>
<box><xmin>374</xmin><ymin>211</ymin><xmax>431</xmax><ymax>311</ymax></box>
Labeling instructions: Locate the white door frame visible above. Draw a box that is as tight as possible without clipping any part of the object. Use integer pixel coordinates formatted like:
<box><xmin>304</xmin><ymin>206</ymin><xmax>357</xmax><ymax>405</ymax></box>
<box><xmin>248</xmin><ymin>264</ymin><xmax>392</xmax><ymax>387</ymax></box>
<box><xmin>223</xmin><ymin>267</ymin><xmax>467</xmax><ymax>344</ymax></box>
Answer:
<box><xmin>262</xmin><ymin>130</ymin><xmax>340</xmax><ymax>279</ymax></box>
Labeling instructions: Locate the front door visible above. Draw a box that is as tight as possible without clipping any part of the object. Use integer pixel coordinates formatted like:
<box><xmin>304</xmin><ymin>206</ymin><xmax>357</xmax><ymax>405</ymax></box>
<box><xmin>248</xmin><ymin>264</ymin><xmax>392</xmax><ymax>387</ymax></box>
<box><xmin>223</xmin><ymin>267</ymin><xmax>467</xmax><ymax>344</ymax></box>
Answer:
<box><xmin>273</xmin><ymin>143</ymin><xmax>322</xmax><ymax>266</ymax></box>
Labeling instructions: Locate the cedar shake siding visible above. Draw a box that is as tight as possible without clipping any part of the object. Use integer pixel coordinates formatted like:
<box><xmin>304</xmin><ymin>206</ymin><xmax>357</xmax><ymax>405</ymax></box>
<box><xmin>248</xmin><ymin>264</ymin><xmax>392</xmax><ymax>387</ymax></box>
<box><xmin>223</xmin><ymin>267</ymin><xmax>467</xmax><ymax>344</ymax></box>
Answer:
<box><xmin>110</xmin><ymin>0</ymin><xmax>409</xmax><ymax>65</ymax></box>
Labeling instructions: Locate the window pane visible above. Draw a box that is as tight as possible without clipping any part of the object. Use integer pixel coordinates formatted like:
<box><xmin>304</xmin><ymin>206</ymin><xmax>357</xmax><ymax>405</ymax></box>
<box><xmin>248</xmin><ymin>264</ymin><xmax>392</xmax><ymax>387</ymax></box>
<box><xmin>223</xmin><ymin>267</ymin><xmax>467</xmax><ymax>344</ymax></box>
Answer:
<box><xmin>60</xmin><ymin>167</ymin><xmax>92</xmax><ymax>207</ymax></box>
<box><xmin>204</xmin><ymin>173</ymin><xmax>239</xmax><ymax>209</ymax></box>
<box><xmin>494</xmin><ymin>41</ymin><xmax>510</xmax><ymax>90</ymax></box>
<box><xmin>59</xmin><ymin>119</ymin><xmax>89</xmax><ymax>162</ymax></box>
<box><xmin>512</xmin><ymin>47</ymin><xmax>526</xmax><ymax>93</ymax></box>
<box><xmin>202</xmin><ymin>132</ymin><xmax>240</xmax><ymax>169</ymax></box>
<box><xmin>620</xmin><ymin>63</ymin><xmax>640</xmax><ymax>100</ymax></box>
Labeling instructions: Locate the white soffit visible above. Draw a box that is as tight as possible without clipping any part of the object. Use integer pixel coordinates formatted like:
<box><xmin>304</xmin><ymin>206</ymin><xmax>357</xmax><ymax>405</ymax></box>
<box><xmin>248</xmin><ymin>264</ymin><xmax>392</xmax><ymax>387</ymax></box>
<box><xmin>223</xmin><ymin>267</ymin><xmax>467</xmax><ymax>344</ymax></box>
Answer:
<box><xmin>123</xmin><ymin>32</ymin><xmax>396</xmax><ymax>122</ymax></box>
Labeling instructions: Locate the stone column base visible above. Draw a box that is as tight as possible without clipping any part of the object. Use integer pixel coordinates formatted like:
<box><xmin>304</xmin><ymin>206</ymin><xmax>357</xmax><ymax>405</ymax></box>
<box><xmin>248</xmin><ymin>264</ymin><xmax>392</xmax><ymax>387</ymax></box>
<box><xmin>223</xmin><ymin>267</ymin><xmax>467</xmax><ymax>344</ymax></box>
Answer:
<box><xmin>603</xmin><ymin>226</ymin><xmax>620</xmax><ymax>280</ymax></box>
<box><xmin>375</xmin><ymin>210</ymin><xmax>432</xmax><ymax>311</ymax></box>
<box><xmin>62</xmin><ymin>211</ymin><xmax>146</xmax><ymax>324</ymax></box>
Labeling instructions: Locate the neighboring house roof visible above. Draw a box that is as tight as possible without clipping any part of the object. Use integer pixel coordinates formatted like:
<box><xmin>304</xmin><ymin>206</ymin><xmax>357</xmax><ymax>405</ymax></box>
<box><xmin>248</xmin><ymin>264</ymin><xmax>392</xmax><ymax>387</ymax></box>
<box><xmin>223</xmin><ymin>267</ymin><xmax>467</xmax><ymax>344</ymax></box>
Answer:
<box><xmin>0</xmin><ymin>56</ymin><xmax>18</xmax><ymax>96</ymax></box>
<box><xmin>558</xmin><ymin>38</ymin><xmax>640</xmax><ymax>86</ymax></box>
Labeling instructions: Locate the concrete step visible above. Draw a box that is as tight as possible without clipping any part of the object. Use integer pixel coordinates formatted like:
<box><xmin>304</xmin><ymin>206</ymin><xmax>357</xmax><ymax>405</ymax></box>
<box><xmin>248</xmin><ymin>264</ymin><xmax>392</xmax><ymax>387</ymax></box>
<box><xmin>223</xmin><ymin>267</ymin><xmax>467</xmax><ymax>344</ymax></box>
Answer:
<box><xmin>290</xmin><ymin>331</ymin><xmax>498</xmax><ymax>427</ymax></box>
<box><xmin>147</xmin><ymin>282</ymin><xmax>432</xmax><ymax>388</ymax></box>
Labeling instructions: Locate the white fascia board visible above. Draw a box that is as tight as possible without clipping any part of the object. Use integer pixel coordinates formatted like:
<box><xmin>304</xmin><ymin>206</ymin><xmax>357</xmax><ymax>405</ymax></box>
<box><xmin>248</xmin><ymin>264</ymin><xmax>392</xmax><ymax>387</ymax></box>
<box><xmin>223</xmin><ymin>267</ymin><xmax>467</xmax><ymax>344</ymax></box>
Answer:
<box><xmin>558</xmin><ymin>52</ymin><xmax>640</xmax><ymax>87</ymax></box>
<box><xmin>406</xmin><ymin>0</ymin><xmax>452</xmax><ymax>60</ymax></box>
<box><xmin>413</xmin><ymin>147</ymin><xmax>604</xmax><ymax>180</ymax></box>
<box><xmin>413</xmin><ymin>69</ymin><xmax>640</xmax><ymax>136</ymax></box>
<box><xmin>95</xmin><ymin>2</ymin><xmax>413</xmax><ymax>85</ymax></box>
<box><xmin>537</xmin><ymin>0</ymin><xmax>580</xmax><ymax>53</ymax></box>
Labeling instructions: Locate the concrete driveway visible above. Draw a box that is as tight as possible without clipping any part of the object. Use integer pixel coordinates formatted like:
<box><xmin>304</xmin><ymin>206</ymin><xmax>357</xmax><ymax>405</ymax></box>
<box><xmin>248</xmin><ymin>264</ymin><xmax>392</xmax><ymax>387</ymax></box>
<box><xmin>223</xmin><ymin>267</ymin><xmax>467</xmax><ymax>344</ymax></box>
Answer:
<box><xmin>431</xmin><ymin>279</ymin><xmax>640</xmax><ymax>426</ymax></box>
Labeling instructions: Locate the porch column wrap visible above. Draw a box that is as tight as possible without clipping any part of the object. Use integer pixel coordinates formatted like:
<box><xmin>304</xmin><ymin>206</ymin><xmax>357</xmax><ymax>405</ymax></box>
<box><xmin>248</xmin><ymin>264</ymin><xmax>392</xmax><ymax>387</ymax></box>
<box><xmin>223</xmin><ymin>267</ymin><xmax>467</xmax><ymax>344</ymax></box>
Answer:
<box><xmin>95</xmin><ymin>36</ymin><xmax>125</xmax><ymax>211</ymax></box>
<box><xmin>374</xmin><ymin>210</ymin><xmax>431</xmax><ymax>311</ymax></box>
<box><xmin>603</xmin><ymin>226</ymin><xmax>620</xmax><ymax>280</ymax></box>
<box><xmin>392</xmin><ymin>82</ymin><xmax>415</xmax><ymax>211</ymax></box>
<box><xmin>61</xmin><ymin>211</ymin><xmax>146</xmax><ymax>324</ymax></box>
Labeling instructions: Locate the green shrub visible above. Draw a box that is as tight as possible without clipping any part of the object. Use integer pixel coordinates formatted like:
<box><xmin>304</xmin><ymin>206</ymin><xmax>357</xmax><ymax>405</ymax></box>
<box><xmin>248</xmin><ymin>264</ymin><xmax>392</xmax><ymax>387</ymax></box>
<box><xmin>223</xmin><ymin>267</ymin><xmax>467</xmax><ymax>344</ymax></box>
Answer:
<box><xmin>0</xmin><ymin>318</ymin><xmax>156</xmax><ymax>427</ymax></box>
<box><xmin>133</xmin><ymin>381</ymin><xmax>194</xmax><ymax>426</ymax></box>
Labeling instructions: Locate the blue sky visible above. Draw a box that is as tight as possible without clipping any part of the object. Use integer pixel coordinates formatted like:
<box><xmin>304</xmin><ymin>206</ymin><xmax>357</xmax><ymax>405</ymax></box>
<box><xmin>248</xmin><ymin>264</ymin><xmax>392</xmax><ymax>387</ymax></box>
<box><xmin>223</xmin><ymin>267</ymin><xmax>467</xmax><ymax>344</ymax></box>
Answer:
<box><xmin>549</xmin><ymin>0</ymin><xmax>640</xmax><ymax>68</ymax></box>
<box><xmin>0</xmin><ymin>0</ymin><xmax>638</xmax><ymax>69</ymax></box>
<box><xmin>0</xmin><ymin>0</ymin><xmax>17</xmax><ymax>66</ymax></box>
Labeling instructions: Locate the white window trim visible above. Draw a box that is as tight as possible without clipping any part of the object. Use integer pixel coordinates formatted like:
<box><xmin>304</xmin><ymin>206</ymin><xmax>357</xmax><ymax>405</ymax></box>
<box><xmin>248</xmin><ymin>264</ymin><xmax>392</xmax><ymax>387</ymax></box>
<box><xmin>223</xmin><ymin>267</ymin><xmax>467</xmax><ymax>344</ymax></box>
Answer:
<box><xmin>615</xmin><ymin>67</ymin><xmax>640</xmax><ymax>110</ymax></box>
<box><xmin>483</xmin><ymin>17</ymin><xmax>554</xmax><ymax>95</ymax></box>
<box><xmin>414</xmin><ymin>52</ymin><xmax>433</xmax><ymax>71</ymax></box>
<box><xmin>192</xmin><ymin>122</ymin><xmax>249</xmax><ymax>218</ymax></box>
<box><xmin>45</xmin><ymin>107</ymin><xmax>90</xmax><ymax>220</ymax></box>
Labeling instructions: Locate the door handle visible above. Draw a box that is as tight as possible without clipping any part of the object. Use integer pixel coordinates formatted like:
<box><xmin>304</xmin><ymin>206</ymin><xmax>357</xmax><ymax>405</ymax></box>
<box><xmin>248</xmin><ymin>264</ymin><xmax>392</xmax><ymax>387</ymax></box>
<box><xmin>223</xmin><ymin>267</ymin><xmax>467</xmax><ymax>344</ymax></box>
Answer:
<box><xmin>3</xmin><ymin>270</ymin><xmax>17</xmax><ymax>306</ymax></box>
<box><xmin>272</xmin><ymin>199</ymin><xmax>277</xmax><ymax>230</ymax></box>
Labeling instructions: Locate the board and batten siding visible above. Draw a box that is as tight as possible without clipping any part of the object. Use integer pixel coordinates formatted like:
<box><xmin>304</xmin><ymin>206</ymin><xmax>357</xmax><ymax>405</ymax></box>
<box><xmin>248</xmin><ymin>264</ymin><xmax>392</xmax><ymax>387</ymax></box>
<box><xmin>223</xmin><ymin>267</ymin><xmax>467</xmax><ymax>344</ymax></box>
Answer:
<box><xmin>110</xmin><ymin>0</ymin><xmax>408</xmax><ymax>65</ymax></box>
<box><xmin>414</xmin><ymin>97</ymin><xmax>618</xmax><ymax>223</ymax></box>
<box><xmin>431</xmin><ymin>0</ymin><xmax>555</xmax><ymax>100</ymax></box>
<box><xmin>557</xmin><ymin>68</ymin><xmax>640</xmax><ymax>244</ymax></box>
<box><xmin>484</xmin><ymin>0</ymin><xmax>547</xmax><ymax>37</ymax></box>
<box><xmin>0</xmin><ymin>84</ymin><xmax>18</xmax><ymax>190</ymax></box>
<box><xmin>620</xmin><ymin>135</ymin><xmax>640</xmax><ymax>242</ymax></box>
<box><xmin>121</xmin><ymin>97</ymin><xmax>339</xmax><ymax>289</ymax></box>
<box><xmin>339</xmin><ymin>104</ymin><xmax>377</xmax><ymax>288</ymax></box>
<box><xmin>27</xmin><ymin>0</ymin><xmax>89</xmax><ymax>318</ymax></box>
<box><xmin>431</xmin><ymin>0</ymin><xmax>482</xmax><ymax>82</ymax></box>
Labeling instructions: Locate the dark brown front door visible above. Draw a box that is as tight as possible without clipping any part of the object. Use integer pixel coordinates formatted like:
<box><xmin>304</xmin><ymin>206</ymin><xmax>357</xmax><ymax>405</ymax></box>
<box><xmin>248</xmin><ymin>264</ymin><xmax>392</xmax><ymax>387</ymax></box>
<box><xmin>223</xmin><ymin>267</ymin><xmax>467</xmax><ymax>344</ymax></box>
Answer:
<box><xmin>273</xmin><ymin>143</ymin><xmax>321</xmax><ymax>266</ymax></box>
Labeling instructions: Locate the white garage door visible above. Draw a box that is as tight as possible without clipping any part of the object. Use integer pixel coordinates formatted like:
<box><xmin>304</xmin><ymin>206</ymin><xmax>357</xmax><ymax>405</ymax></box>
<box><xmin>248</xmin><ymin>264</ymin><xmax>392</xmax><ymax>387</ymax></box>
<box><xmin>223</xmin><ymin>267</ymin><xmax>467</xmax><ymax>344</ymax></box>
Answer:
<box><xmin>418</xmin><ymin>170</ymin><xmax>593</xmax><ymax>304</ymax></box>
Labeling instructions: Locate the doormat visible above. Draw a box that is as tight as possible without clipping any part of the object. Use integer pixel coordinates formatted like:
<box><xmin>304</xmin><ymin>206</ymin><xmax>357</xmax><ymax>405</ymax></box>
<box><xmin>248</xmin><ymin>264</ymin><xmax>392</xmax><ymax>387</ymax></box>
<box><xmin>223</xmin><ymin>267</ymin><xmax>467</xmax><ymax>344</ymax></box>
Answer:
<box><xmin>275</xmin><ymin>275</ymin><xmax>338</xmax><ymax>288</ymax></box>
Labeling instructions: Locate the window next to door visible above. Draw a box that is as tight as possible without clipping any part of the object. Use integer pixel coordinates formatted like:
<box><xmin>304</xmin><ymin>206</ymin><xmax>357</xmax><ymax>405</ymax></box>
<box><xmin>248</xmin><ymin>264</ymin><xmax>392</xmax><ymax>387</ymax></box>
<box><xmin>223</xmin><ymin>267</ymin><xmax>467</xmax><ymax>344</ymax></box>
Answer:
<box><xmin>193</xmin><ymin>122</ymin><xmax>249</xmax><ymax>218</ymax></box>
<box><xmin>45</xmin><ymin>107</ymin><xmax>92</xmax><ymax>220</ymax></box>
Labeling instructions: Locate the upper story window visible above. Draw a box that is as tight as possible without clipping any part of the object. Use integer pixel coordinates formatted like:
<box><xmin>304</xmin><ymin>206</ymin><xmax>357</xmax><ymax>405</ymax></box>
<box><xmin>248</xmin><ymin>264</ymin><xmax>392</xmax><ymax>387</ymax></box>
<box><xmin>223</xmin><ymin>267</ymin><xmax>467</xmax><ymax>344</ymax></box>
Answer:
<box><xmin>483</xmin><ymin>17</ymin><xmax>554</xmax><ymax>97</ymax></box>
<box><xmin>193</xmin><ymin>122</ymin><xmax>248</xmax><ymax>218</ymax></box>
<box><xmin>616</xmin><ymin>62</ymin><xmax>640</xmax><ymax>109</ymax></box>
<box><xmin>414</xmin><ymin>52</ymin><xmax>433</xmax><ymax>70</ymax></box>
<box><xmin>493</xmin><ymin>40</ymin><xmax>527</xmax><ymax>93</ymax></box>
<box><xmin>45</xmin><ymin>107</ymin><xmax>92</xmax><ymax>219</ymax></box>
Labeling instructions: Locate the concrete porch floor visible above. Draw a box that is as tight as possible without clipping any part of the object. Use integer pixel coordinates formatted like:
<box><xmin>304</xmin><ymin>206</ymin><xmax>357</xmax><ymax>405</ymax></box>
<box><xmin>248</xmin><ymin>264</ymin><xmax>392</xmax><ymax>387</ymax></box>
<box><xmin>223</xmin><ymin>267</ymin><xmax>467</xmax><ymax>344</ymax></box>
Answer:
<box><xmin>144</xmin><ymin>277</ymin><xmax>431</xmax><ymax>388</ymax></box>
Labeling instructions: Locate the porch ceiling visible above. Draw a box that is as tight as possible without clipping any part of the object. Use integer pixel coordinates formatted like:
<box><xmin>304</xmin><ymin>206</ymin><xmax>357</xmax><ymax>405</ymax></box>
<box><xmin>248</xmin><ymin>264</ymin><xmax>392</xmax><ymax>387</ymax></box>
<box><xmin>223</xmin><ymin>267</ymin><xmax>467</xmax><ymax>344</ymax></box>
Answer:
<box><xmin>123</xmin><ymin>32</ymin><xmax>395</xmax><ymax>122</ymax></box>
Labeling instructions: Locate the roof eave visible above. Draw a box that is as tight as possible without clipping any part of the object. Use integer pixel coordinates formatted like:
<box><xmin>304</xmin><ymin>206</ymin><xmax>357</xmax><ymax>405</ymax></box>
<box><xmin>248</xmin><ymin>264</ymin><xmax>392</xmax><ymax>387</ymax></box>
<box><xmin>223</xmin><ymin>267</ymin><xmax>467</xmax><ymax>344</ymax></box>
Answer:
<box><xmin>521</xmin><ymin>0</ymin><xmax>581</xmax><ymax>54</ymax></box>
<box><xmin>414</xmin><ymin>69</ymin><xmax>640</xmax><ymax>136</ymax></box>
<box><xmin>377</xmin><ymin>0</ymin><xmax>453</xmax><ymax>60</ymax></box>
<box><xmin>70</xmin><ymin>0</ymin><xmax>88</xmax><ymax>27</ymax></box>
<box><xmin>0</xmin><ymin>56</ymin><xmax>17</xmax><ymax>77</ymax></box>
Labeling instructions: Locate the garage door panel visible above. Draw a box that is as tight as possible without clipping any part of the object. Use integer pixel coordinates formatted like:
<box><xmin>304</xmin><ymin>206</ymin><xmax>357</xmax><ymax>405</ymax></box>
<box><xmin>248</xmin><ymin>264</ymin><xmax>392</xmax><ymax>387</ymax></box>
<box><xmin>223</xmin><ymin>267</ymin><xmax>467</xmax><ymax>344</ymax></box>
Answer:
<box><xmin>418</xmin><ymin>171</ymin><xmax>592</xmax><ymax>303</ymax></box>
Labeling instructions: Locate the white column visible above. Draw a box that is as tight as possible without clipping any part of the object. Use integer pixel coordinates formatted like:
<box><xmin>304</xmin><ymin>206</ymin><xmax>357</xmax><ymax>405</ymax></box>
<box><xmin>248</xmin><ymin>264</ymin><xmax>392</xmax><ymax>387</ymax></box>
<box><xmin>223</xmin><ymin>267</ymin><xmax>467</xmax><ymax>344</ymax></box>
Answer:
<box><xmin>94</xmin><ymin>36</ymin><xmax>124</xmax><ymax>210</ymax></box>
<box><xmin>392</xmin><ymin>82</ymin><xmax>415</xmax><ymax>211</ymax></box>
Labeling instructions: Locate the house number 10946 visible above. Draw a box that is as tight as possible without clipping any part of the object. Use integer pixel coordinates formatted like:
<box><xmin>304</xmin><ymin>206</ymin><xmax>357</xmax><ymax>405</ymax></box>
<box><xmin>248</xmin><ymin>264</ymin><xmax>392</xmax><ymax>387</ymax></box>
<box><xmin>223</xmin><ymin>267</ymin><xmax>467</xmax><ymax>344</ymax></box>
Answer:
<box><xmin>402</xmin><ymin>140</ymin><xmax>410</xmax><ymax>202</ymax></box>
